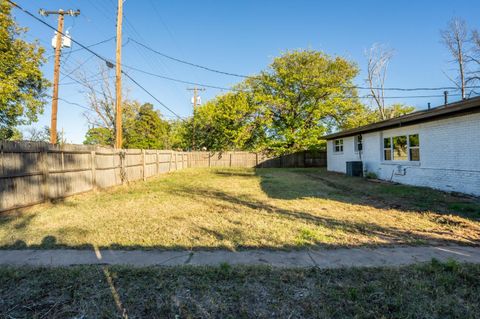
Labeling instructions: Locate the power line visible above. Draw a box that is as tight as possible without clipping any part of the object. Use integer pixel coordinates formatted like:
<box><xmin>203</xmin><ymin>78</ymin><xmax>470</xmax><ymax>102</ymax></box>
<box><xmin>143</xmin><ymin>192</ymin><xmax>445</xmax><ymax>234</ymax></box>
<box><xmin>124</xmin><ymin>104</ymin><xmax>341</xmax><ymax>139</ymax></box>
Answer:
<box><xmin>367</xmin><ymin>93</ymin><xmax>462</xmax><ymax>99</ymax></box>
<box><xmin>122</xmin><ymin>71</ymin><xmax>185</xmax><ymax>120</ymax></box>
<box><xmin>67</xmin><ymin>36</ymin><xmax>115</xmax><ymax>54</ymax></box>
<box><xmin>121</xmin><ymin>7</ymin><xmax>193</xmax><ymax>103</ymax></box>
<box><xmin>129</xmin><ymin>38</ymin><xmax>250</xmax><ymax>78</ymax></box>
<box><xmin>120</xmin><ymin>63</ymin><xmax>474</xmax><ymax>99</ymax></box>
<box><xmin>59</xmin><ymin>75</ymin><xmax>116</xmax><ymax>86</ymax></box>
<box><xmin>47</xmin><ymin>36</ymin><xmax>115</xmax><ymax>59</ymax></box>
<box><xmin>354</xmin><ymin>85</ymin><xmax>479</xmax><ymax>92</ymax></box>
<box><xmin>60</xmin><ymin>54</ymin><xmax>96</xmax><ymax>81</ymax></box>
<box><xmin>129</xmin><ymin>37</ymin><xmax>480</xmax><ymax>93</ymax></box>
<box><xmin>7</xmin><ymin>0</ymin><xmax>112</xmax><ymax>64</ymax></box>
<box><xmin>123</xmin><ymin>64</ymin><xmax>235</xmax><ymax>91</ymax></box>
<box><xmin>7</xmin><ymin>0</ymin><xmax>183</xmax><ymax>121</ymax></box>
<box><xmin>58</xmin><ymin>97</ymin><xmax>94</xmax><ymax>112</ymax></box>
<box><xmin>119</xmin><ymin>64</ymin><xmax>469</xmax><ymax>100</ymax></box>
<box><xmin>7</xmin><ymin>0</ymin><xmax>478</xmax><ymax>117</ymax></box>
<box><xmin>60</xmin><ymin>71</ymin><xmax>106</xmax><ymax>96</ymax></box>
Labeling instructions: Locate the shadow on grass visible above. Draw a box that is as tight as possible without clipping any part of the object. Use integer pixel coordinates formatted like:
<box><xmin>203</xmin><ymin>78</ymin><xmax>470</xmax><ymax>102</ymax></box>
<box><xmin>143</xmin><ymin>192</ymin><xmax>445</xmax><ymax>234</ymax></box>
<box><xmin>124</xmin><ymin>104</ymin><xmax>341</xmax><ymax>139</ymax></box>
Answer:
<box><xmin>163</xmin><ymin>182</ymin><xmax>479</xmax><ymax>248</ymax></box>
<box><xmin>1</xmin><ymin>167</ymin><xmax>479</xmax><ymax>251</ymax></box>
<box><xmin>251</xmin><ymin>168</ymin><xmax>480</xmax><ymax>220</ymax></box>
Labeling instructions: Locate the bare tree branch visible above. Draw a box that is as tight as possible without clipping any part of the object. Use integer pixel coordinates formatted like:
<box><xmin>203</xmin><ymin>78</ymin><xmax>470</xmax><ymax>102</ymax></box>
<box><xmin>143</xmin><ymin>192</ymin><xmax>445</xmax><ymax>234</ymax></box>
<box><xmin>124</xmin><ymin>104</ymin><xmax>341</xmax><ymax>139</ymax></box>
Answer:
<box><xmin>467</xmin><ymin>30</ymin><xmax>480</xmax><ymax>89</ymax></box>
<box><xmin>365</xmin><ymin>43</ymin><xmax>394</xmax><ymax>120</ymax></box>
<box><xmin>440</xmin><ymin>17</ymin><xmax>470</xmax><ymax>99</ymax></box>
<box><xmin>74</xmin><ymin>64</ymin><xmax>126</xmax><ymax>131</ymax></box>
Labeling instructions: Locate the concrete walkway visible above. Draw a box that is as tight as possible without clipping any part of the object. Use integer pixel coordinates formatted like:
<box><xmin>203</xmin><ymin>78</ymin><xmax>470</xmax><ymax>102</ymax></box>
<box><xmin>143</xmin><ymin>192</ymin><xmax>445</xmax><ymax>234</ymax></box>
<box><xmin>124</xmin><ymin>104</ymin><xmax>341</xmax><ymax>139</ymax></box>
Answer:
<box><xmin>0</xmin><ymin>245</ymin><xmax>479</xmax><ymax>268</ymax></box>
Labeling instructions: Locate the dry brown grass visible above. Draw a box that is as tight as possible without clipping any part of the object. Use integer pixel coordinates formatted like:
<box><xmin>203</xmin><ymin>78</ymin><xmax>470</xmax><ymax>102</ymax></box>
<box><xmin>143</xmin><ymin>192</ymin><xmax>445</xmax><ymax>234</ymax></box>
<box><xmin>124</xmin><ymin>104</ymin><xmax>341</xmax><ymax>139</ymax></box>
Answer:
<box><xmin>0</xmin><ymin>168</ymin><xmax>479</xmax><ymax>250</ymax></box>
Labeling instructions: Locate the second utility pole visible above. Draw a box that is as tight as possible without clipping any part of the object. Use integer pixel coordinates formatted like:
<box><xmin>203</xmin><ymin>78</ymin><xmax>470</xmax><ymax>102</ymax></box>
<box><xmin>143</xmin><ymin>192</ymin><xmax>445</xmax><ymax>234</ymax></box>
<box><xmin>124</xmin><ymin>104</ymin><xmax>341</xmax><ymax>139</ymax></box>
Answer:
<box><xmin>114</xmin><ymin>0</ymin><xmax>124</xmax><ymax>149</ymax></box>
<box><xmin>187</xmin><ymin>87</ymin><xmax>205</xmax><ymax>151</ymax></box>
<box><xmin>39</xmin><ymin>9</ymin><xmax>80</xmax><ymax>144</ymax></box>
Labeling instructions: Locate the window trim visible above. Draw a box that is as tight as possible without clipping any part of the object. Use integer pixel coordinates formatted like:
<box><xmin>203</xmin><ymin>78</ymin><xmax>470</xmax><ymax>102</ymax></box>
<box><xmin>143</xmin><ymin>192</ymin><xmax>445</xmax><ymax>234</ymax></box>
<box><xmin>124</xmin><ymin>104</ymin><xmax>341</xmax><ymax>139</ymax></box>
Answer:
<box><xmin>383</xmin><ymin>137</ymin><xmax>392</xmax><ymax>161</ymax></box>
<box><xmin>354</xmin><ymin>135</ymin><xmax>363</xmax><ymax>153</ymax></box>
<box><xmin>333</xmin><ymin>139</ymin><xmax>344</xmax><ymax>153</ymax></box>
<box><xmin>382</xmin><ymin>134</ymin><xmax>420</xmax><ymax>162</ymax></box>
<box><xmin>408</xmin><ymin>134</ymin><xmax>420</xmax><ymax>161</ymax></box>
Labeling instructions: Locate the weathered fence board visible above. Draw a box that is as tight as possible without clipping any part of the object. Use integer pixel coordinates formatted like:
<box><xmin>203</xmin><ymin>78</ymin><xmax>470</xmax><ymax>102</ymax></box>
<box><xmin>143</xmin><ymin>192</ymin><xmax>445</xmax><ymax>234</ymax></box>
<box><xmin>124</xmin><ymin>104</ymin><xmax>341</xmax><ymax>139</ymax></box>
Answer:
<box><xmin>0</xmin><ymin>141</ymin><xmax>325</xmax><ymax>212</ymax></box>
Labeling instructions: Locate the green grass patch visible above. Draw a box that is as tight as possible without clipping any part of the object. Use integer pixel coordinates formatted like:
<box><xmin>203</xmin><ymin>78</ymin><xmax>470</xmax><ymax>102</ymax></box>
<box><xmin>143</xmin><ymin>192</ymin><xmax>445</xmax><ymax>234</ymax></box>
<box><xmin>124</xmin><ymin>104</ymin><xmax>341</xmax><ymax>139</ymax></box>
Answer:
<box><xmin>449</xmin><ymin>202</ymin><xmax>480</xmax><ymax>218</ymax></box>
<box><xmin>0</xmin><ymin>261</ymin><xmax>479</xmax><ymax>318</ymax></box>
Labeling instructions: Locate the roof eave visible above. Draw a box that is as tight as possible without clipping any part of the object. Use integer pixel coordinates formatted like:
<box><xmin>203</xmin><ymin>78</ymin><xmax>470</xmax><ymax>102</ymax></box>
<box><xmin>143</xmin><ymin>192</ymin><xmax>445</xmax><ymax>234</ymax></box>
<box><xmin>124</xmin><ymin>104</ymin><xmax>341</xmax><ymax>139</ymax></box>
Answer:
<box><xmin>323</xmin><ymin>97</ymin><xmax>480</xmax><ymax>140</ymax></box>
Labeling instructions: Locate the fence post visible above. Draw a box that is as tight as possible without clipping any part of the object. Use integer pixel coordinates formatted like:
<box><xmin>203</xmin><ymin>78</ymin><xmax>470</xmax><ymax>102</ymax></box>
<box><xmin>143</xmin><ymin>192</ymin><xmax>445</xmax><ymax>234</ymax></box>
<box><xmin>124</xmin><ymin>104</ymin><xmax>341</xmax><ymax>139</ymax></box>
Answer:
<box><xmin>175</xmin><ymin>152</ymin><xmax>178</xmax><ymax>171</ymax></box>
<box><xmin>156</xmin><ymin>150</ymin><xmax>159</xmax><ymax>175</ymax></box>
<box><xmin>229</xmin><ymin>153</ymin><xmax>232</xmax><ymax>167</ymax></box>
<box><xmin>91</xmin><ymin>150</ymin><xmax>96</xmax><ymax>190</ymax></box>
<box><xmin>168</xmin><ymin>151</ymin><xmax>172</xmax><ymax>172</ymax></box>
<box><xmin>208</xmin><ymin>153</ymin><xmax>211</xmax><ymax>168</ymax></box>
<box><xmin>142</xmin><ymin>149</ymin><xmax>146</xmax><ymax>181</ymax></box>
<box><xmin>119</xmin><ymin>150</ymin><xmax>125</xmax><ymax>185</ymax></box>
<box><xmin>41</xmin><ymin>146</ymin><xmax>50</xmax><ymax>202</ymax></box>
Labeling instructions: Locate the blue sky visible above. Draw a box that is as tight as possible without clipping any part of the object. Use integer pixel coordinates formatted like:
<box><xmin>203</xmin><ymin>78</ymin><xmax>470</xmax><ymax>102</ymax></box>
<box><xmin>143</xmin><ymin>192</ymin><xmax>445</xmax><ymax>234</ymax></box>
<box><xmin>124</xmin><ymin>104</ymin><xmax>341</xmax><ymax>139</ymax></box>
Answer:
<box><xmin>12</xmin><ymin>0</ymin><xmax>480</xmax><ymax>143</ymax></box>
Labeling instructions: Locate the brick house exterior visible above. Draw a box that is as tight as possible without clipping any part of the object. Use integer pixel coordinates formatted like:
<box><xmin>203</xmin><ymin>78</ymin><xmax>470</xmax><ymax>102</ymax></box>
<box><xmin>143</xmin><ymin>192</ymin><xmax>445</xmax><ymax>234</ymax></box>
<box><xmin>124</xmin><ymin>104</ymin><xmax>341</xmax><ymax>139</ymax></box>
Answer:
<box><xmin>323</xmin><ymin>97</ymin><xmax>480</xmax><ymax>196</ymax></box>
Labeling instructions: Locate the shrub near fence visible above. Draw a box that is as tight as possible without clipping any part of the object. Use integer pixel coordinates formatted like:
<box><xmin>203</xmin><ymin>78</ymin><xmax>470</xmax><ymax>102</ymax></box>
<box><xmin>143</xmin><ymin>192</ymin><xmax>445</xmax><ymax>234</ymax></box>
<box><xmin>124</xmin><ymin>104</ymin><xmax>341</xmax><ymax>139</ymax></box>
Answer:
<box><xmin>0</xmin><ymin>141</ymin><xmax>325</xmax><ymax>212</ymax></box>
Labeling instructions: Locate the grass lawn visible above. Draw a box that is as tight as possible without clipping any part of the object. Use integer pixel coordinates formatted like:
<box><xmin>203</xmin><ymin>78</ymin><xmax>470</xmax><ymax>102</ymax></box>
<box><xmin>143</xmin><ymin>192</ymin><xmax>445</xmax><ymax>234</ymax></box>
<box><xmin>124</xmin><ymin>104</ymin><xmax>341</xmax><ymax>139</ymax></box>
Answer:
<box><xmin>0</xmin><ymin>168</ymin><xmax>479</xmax><ymax>250</ymax></box>
<box><xmin>0</xmin><ymin>261</ymin><xmax>479</xmax><ymax>318</ymax></box>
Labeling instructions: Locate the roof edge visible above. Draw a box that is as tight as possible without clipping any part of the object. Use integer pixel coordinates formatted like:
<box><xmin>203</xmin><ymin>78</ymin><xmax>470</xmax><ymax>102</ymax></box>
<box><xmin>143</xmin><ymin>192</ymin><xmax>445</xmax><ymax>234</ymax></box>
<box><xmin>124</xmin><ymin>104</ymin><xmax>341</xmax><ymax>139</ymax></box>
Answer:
<box><xmin>323</xmin><ymin>96</ymin><xmax>480</xmax><ymax>140</ymax></box>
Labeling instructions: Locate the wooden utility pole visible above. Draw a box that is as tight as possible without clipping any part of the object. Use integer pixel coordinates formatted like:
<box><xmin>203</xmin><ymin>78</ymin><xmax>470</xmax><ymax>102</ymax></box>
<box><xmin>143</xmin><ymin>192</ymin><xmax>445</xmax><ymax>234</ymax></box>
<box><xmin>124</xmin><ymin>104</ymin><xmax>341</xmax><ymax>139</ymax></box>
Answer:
<box><xmin>39</xmin><ymin>9</ymin><xmax>80</xmax><ymax>144</ymax></box>
<box><xmin>187</xmin><ymin>87</ymin><xmax>205</xmax><ymax>150</ymax></box>
<box><xmin>114</xmin><ymin>0</ymin><xmax>124</xmax><ymax>149</ymax></box>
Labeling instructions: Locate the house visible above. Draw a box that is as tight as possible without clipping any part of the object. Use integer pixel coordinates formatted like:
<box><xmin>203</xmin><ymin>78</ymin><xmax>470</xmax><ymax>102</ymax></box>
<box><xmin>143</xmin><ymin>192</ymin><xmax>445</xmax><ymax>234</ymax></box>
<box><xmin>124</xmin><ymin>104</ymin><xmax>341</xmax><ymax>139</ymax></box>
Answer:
<box><xmin>323</xmin><ymin>96</ymin><xmax>480</xmax><ymax>196</ymax></box>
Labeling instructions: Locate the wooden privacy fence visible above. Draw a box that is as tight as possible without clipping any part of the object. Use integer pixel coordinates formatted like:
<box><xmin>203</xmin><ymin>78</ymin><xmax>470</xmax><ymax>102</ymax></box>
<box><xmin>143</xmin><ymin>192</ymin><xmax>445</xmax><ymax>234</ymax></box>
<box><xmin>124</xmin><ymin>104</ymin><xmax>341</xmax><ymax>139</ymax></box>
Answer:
<box><xmin>189</xmin><ymin>151</ymin><xmax>326</xmax><ymax>168</ymax></box>
<box><xmin>0</xmin><ymin>141</ymin><xmax>325</xmax><ymax>212</ymax></box>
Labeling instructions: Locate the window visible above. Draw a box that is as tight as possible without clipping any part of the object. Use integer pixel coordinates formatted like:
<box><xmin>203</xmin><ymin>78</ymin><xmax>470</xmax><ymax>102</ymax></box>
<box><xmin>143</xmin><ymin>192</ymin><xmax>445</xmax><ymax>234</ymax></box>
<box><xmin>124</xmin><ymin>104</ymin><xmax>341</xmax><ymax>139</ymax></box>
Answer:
<box><xmin>355</xmin><ymin>135</ymin><xmax>363</xmax><ymax>152</ymax></box>
<box><xmin>393</xmin><ymin>136</ymin><xmax>408</xmax><ymax>160</ymax></box>
<box><xmin>409</xmin><ymin>134</ymin><xmax>420</xmax><ymax>161</ymax></box>
<box><xmin>383</xmin><ymin>137</ymin><xmax>392</xmax><ymax>160</ymax></box>
<box><xmin>383</xmin><ymin>134</ymin><xmax>420</xmax><ymax>161</ymax></box>
<box><xmin>334</xmin><ymin>139</ymin><xmax>343</xmax><ymax>153</ymax></box>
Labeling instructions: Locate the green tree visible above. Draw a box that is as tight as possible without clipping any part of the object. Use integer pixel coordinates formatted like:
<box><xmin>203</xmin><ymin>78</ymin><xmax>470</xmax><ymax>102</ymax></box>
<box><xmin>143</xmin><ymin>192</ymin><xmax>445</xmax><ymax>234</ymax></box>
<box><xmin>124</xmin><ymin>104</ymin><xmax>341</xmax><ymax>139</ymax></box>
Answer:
<box><xmin>382</xmin><ymin>103</ymin><xmax>415</xmax><ymax>119</ymax></box>
<box><xmin>82</xmin><ymin>99</ymin><xmax>140</xmax><ymax>147</ymax></box>
<box><xmin>243</xmin><ymin>50</ymin><xmax>371</xmax><ymax>154</ymax></box>
<box><xmin>192</xmin><ymin>92</ymin><xmax>266</xmax><ymax>151</ymax></box>
<box><xmin>123</xmin><ymin>103</ymin><xmax>170</xmax><ymax>149</ymax></box>
<box><xmin>0</xmin><ymin>127</ymin><xmax>22</xmax><ymax>140</ymax></box>
<box><xmin>0</xmin><ymin>2</ymin><xmax>49</xmax><ymax>139</ymax></box>
<box><xmin>167</xmin><ymin>119</ymin><xmax>190</xmax><ymax>151</ymax></box>
<box><xmin>83</xmin><ymin>127</ymin><xmax>113</xmax><ymax>146</ymax></box>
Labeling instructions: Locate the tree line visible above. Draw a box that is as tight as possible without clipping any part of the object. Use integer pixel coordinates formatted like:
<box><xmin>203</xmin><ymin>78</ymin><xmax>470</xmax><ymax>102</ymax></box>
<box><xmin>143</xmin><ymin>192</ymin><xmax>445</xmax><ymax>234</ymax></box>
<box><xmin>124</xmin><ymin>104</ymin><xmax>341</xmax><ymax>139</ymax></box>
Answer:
<box><xmin>1</xmin><ymin>1</ymin><xmax>479</xmax><ymax>155</ymax></box>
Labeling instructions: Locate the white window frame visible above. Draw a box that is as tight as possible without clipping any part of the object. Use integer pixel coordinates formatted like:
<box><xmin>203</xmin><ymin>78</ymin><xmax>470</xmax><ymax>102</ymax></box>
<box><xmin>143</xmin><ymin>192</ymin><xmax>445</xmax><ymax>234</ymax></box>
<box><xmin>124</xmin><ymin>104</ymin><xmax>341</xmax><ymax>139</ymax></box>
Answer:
<box><xmin>354</xmin><ymin>135</ymin><xmax>363</xmax><ymax>153</ymax></box>
<box><xmin>408</xmin><ymin>134</ymin><xmax>420</xmax><ymax>161</ymax></box>
<box><xmin>383</xmin><ymin>134</ymin><xmax>420</xmax><ymax>162</ymax></box>
<box><xmin>334</xmin><ymin>139</ymin><xmax>344</xmax><ymax>153</ymax></box>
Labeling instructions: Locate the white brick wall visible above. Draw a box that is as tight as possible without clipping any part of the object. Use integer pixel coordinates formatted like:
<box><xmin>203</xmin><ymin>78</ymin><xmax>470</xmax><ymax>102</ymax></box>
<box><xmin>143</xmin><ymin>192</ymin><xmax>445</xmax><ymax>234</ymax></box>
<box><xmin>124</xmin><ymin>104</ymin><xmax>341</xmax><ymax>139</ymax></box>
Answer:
<box><xmin>327</xmin><ymin>136</ymin><xmax>359</xmax><ymax>172</ymax></box>
<box><xmin>327</xmin><ymin>112</ymin><xmax>480</xmax><ymax>196</ymax></box>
